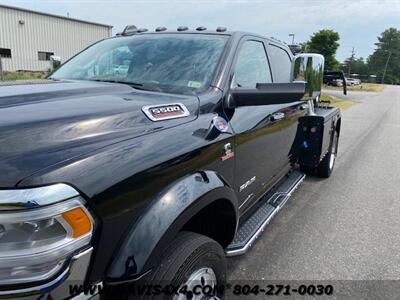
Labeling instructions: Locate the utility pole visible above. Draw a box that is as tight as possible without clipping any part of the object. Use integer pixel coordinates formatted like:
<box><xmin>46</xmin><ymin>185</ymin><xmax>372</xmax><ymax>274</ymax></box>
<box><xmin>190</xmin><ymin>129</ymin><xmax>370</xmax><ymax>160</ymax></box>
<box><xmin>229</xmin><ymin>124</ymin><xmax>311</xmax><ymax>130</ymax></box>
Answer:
<box><xmin>381</xmin><ymin>51</ymin><xmax>391</xmax><ymax>84</ymax></box>
<box><xmin>289</xmin><ymin>33</ymin><xmax>295</xmax><ymax>44</ymax></box>
<box><xmin>348</xmin><ymin>47</ymin><xmax>355</xmax><ymax>77</ymax></box>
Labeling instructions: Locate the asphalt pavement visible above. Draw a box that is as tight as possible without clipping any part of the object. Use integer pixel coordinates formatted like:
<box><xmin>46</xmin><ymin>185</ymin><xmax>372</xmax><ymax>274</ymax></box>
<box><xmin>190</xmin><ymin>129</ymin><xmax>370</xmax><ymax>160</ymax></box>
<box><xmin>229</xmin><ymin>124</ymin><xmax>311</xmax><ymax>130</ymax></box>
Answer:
<box><xmin>227</xmin><ymin>86</ymin><xmax>400</xmax><ymax>285</ymax></box>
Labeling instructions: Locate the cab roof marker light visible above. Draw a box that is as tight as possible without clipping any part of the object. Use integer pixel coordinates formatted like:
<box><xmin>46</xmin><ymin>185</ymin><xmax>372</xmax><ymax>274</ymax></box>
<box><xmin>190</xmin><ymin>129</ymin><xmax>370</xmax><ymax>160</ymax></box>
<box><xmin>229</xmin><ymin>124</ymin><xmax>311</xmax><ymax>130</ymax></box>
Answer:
<box><xmin>196</xmin><ymin>26</ymin><xmax>207</xmax><ymax>31</ymax></box>
<box><xmin>122</xmin><ymin>25</ymin><xmax>138</xmax><ymax>36</ymax></box>
<box><xmin>216</xmin><ymin>27</ymin><xmax>227</xmax><ymax>32</ymax></box>
<box><xmin>177</xmin><ymin>26</ymin><xmax>189</xmax><ymax>31</ymax></box>
<box><xmin>155</xmin><ymin>26</ymin><xmax>167</xmax><ymax>32</ymax></box>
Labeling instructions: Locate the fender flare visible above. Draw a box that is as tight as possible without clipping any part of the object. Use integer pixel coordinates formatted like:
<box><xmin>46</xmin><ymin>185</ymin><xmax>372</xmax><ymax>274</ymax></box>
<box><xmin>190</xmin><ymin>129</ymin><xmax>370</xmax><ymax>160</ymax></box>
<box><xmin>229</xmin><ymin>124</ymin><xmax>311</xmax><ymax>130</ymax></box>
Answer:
<box><xmin>106</xmin><ymin>170</ymin><xmax>238</xmax><ymax>282</ymax></box>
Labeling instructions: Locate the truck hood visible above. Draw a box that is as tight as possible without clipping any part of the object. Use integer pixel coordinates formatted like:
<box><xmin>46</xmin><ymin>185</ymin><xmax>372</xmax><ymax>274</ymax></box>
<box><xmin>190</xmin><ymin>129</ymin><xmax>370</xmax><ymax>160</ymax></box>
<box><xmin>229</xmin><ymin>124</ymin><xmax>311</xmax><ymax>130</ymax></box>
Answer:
<box><xmin>0</xmin><ymin>80</ymin><xmax>199</xmax><ymax>187</ymax></box>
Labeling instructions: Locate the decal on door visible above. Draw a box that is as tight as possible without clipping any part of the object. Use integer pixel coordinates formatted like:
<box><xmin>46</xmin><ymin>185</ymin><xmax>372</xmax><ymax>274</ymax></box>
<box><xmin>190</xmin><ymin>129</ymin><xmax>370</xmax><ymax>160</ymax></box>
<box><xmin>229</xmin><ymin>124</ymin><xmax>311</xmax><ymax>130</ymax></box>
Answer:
<box><xmin>221</xmin><ymin>142</ymin><xmax>235</xmax><ymax>161</ymax></box>
<box><xmin>142</xmin><ymin>103</ymin><xmax>190</xmax><ymax>121</ymax></box>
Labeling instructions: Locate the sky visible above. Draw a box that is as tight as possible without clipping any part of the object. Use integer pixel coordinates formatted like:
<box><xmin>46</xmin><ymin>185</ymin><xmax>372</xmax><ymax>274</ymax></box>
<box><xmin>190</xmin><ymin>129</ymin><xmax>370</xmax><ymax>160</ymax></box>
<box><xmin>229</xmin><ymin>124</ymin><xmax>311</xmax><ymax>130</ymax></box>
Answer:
<box><xmin>1</xmin><ymin>0</ymin><xmax>399</xmax><ymax>63</ymax></box>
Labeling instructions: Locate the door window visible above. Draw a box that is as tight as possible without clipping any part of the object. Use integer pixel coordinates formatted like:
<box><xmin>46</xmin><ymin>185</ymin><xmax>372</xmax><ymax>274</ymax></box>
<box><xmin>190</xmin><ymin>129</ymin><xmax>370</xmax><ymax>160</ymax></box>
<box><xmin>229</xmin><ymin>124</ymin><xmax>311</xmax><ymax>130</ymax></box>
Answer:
<box><xmin>233</xmin><ymin>40</ymin><xmax>272</xmax><ymax>88</ymax></box>
<box><xmin>267</xmin><ymin>44</ymin><xmax>292</xmax><ymax>83</ymax></box>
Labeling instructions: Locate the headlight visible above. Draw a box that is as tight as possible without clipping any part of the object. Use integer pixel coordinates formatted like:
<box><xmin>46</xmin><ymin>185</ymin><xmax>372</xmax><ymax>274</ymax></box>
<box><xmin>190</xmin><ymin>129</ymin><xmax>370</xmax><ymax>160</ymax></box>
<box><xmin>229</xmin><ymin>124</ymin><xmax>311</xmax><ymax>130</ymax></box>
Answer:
<box><xmin>0</xmin><ymin>184</ymin><xmax>93</xmax><ymax>286</ymax></box>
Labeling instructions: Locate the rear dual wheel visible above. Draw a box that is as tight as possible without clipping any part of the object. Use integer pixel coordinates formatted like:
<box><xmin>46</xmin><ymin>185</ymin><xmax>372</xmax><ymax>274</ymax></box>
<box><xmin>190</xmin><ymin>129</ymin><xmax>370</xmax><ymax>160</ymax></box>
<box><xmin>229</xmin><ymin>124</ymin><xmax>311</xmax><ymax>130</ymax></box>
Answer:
<box><xmin>317</xmin><ymin>130</ymin><xmax>338</xmax><ymax>178</ymax></box>
<box><xmin>300</xmin><ymin>129</ymin><xmax>339</xmax><ymax>178</ymax></box>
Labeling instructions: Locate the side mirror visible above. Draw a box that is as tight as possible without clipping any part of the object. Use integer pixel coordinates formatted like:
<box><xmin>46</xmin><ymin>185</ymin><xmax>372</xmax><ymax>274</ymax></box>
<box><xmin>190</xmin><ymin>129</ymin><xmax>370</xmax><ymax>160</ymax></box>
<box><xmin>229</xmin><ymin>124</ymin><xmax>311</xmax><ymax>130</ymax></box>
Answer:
<box><xmin>227</xmin><ymin>82</ymin><xmax>305</xmax><ymax>108</ymax></box>
<box><xmin>291</xmin><ymin>53</ymin><xmax>324</xmax><ymax>101</ymax></box>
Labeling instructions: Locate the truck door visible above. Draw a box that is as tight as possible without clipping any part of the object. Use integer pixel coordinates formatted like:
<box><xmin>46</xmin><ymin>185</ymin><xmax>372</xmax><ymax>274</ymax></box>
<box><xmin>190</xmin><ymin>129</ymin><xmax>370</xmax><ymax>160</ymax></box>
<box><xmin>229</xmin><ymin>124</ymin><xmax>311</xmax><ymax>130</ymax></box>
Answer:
<box><xmin>266</xmin><ymin>43</ymin><xmax>306</xmax><ymax>173</ymax></box>
<box><xmin>228</xmin><ymin>38</ymin><xmax>305</xmax><ymax>212</ymax></box>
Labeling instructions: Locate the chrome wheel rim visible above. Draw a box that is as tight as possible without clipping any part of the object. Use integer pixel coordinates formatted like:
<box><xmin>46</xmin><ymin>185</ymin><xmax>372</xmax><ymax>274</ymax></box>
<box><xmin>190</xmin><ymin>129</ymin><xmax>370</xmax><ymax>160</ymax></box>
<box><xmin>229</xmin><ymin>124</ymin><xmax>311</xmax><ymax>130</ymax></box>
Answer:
<box><xmin>174</xmin><ymin>267</ymin><xmax>217</xmax><ymax>300</ymax></box>
<box><xmin>329</xmin><ymin>133</ymin><xmax>338</xmax><ymax>170</ymax></box>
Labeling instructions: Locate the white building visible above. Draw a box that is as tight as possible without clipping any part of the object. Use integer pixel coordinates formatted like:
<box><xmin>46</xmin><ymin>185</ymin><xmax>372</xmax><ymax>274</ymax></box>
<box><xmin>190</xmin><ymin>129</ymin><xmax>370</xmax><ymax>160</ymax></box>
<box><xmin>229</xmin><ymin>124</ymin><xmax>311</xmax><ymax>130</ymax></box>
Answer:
<box><xmin>0</xmin><ymin>4</ymin><xmax>112</xmax><ymax>71</ymax></box>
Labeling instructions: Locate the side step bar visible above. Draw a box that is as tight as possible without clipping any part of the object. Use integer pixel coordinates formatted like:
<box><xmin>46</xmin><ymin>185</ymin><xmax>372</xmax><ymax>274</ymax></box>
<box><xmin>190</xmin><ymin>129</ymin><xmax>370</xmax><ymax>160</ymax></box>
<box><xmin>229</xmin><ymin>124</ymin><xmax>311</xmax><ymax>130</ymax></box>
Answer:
<box><xmin>225</xmin><ymin>170</ymin><xmax>305</xmax><ymax>256</ymax></box>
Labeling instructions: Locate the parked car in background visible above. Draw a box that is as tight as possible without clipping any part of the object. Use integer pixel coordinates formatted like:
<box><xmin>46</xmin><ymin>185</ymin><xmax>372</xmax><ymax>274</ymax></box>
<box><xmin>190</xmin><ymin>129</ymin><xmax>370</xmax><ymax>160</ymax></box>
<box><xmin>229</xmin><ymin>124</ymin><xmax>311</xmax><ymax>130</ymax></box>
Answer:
<box><xmin>334</xmin><ymin>79</ymin><xmax>343</xmax><ymax>86</ymax></box>
<box><xmin>346</xmin><ymin>78</ymin><xmax>361</xmax><ymax>86</ymax></box>
<box><xmin>324</xmin><ymin>75</ymin><xmax>343</xmax><ymax>87</ymax></box>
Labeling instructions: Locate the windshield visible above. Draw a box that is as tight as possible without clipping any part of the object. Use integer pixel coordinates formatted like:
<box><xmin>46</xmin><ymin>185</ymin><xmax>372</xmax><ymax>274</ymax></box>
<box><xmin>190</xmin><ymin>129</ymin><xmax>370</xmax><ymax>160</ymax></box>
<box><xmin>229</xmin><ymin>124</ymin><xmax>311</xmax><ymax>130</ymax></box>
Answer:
<box><xmin>51</xmin><ymin>34</ymin><xmax>228</xmax><ymax>94</ymax></box>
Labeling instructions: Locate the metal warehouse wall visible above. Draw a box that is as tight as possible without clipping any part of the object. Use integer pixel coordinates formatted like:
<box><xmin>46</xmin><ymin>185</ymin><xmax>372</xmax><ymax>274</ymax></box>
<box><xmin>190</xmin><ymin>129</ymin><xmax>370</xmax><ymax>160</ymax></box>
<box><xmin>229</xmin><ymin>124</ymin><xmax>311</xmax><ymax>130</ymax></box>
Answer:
<box><xmin>0</xmin><ymin>5</ymin><xmax>112</xmax><ymax>71</ymax></box>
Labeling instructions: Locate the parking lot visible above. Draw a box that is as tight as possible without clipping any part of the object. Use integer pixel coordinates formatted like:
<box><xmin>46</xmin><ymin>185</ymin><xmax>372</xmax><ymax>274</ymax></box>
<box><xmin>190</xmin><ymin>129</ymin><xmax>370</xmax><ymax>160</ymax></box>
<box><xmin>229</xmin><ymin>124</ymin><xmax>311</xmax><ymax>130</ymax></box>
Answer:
<box><xmin>228</xmin><ymin>86</ymin><xmax>400</xmax><ymax>282</ymax></box>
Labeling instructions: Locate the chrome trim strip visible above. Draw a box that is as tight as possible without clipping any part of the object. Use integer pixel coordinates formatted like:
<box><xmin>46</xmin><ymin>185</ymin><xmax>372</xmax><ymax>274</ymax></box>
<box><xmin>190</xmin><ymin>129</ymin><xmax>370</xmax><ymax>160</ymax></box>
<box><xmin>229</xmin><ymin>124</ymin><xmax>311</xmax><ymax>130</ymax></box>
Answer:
<box><xmin>226</xmin><ymin>173</ymin><xmax>305</xmax><ymax>256</ymax></box>
<box><xmin>238</xmin><ymin>193</ymin><xmax>253</xmax><ymax>210</ymax></box>
<box><xmin>0</xmin><ymin>183</ymin><xmax>79</xmax><ymax>210</ymax></box>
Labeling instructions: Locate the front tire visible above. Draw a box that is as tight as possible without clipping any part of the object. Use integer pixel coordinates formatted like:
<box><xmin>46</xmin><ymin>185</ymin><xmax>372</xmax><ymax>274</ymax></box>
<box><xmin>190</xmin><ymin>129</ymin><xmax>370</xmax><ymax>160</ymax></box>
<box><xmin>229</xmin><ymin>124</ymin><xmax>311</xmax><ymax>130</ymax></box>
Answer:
<box><xmin>145</xmin><ymin>232</ymin><xmax>227</xmax><ymax>300</ymax></box>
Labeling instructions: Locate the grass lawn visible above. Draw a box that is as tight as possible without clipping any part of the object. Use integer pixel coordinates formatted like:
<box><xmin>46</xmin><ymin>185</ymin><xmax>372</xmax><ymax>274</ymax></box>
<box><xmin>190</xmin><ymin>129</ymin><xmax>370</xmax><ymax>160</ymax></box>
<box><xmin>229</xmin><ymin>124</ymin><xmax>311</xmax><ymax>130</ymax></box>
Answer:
<box><xmin>1</xmin><ymin>71</ymin><xmax>48</xmax><ymax>81</ymax></box>
<box><xmin>320</xmin><ymin>93</ymin><xmax>355</xmax><ymax>110</ymax></box>
<box><xmin>323</xmin><ymin>83</ymin><xmax>384</xmax><ymax>92</ymax></box>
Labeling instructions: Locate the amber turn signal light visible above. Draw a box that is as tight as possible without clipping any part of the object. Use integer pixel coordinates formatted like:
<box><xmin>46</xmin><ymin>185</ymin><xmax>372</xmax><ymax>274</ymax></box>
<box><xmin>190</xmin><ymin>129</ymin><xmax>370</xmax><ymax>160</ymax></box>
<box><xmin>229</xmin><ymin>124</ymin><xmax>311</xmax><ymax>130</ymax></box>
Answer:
<box><xmin>62</xmin><ymin>207</ymin><xmax>92</xmax><ymax>238</ymax></box>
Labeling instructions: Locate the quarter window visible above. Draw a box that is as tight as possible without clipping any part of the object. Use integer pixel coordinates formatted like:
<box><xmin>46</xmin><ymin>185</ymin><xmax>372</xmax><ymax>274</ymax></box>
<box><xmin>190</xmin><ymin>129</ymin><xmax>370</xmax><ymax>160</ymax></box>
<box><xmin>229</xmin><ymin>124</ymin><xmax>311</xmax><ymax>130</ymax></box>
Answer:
<box><xmin>38</xmin><ymin>51</ymin><xmax>54</xmax><ymax>61</ymax></box>
<box><xmin>0</xmin><ymin>48</ymin><xmax>12</xmax><ymax>58</ymax></box>
<box><xmin>234</xmin><ymin>40</ymin><xmax>272</xmax><ymax>88</ymax></box>
<box><xmin>267</xmin><ymin>44</ymin><xmax>292</xmax><ymax>83</ymax></box>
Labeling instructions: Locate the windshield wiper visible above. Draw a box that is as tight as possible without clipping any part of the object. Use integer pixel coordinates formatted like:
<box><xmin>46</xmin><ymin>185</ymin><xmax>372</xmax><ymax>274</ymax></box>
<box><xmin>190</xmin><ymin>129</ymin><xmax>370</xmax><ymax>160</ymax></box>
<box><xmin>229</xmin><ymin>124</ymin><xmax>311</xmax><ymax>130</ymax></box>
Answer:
<box><xmin>90</xmin><ymin>79</ymin><xmax>162</xmax><ymax>92</ymax></box>
<box><xmin>91</xmin><ymin>79</ymin><xmax>142</xmax><ymax>86</ymax></box>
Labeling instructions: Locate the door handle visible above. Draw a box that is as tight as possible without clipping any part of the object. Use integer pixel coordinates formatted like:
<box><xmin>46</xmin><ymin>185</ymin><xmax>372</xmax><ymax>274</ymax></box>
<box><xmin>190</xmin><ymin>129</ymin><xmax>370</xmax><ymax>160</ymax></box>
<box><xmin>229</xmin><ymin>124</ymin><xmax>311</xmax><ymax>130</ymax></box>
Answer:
<box><xmin>271</xmin><ymin>112</ymin><xmax>285</xmax><ymax>121</ymax></box>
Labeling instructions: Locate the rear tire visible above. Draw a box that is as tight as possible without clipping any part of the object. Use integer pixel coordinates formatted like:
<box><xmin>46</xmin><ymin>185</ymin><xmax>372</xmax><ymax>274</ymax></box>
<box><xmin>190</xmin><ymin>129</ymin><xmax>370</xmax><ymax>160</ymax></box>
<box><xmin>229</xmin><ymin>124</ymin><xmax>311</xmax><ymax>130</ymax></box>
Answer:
<box><xmin>142</xmin><ymin>232</ymin><xmax>227</xmax><ymax>300</ymax></box>
<box><xmin>317</xmin><ymin>130</ymin><xmax>339</xmax><ymax>178</ymax></box>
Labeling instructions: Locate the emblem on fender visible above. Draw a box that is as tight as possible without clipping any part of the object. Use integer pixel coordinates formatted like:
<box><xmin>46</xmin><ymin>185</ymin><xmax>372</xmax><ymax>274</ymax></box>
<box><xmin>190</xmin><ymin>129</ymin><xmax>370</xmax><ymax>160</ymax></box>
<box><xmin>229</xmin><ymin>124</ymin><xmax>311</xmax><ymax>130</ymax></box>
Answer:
<box><xmin>142</xmin><ymin>103</ymin><xmax>190</xmax><ymax>121</ymax></box>
<box><xmin>239</xmin><ymin>176</ymin><xmax>256</xmax><ymax>192</ymax></box>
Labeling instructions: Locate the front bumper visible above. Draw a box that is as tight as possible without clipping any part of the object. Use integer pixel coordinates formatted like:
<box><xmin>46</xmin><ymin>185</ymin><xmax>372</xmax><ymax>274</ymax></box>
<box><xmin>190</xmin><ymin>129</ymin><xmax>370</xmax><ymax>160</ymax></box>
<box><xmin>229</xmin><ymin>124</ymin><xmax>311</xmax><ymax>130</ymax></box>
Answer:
<box><xmin>0</xmin><ymin>247</ymin><xmax>100</xmax><ymax>300</ymax></box>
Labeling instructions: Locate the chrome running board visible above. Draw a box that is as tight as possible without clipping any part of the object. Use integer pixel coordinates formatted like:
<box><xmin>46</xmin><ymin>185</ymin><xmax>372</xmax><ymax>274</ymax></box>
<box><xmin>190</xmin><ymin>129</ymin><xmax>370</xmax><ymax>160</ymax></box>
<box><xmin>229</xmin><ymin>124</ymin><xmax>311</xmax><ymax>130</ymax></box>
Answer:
<box><xmin>225</xmin><ymin>170</ymin><xmax>305</xmax><ymax>256</ymax></box>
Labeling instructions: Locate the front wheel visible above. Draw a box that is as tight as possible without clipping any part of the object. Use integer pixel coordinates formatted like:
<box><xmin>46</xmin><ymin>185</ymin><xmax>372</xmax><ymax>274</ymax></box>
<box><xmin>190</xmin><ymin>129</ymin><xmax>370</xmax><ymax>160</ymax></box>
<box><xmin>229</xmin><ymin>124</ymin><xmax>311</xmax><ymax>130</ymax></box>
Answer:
<box><xmin>145</xmin><ymin>232</ymin><xmax>226</xmax><ymax>300</ymax></box>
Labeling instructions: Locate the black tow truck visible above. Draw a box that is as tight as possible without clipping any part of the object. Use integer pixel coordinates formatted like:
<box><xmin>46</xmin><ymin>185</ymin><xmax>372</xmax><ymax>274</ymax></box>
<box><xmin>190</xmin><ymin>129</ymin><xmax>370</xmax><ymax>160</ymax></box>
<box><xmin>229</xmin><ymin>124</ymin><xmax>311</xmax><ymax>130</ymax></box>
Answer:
<box><xmin>0</xmin><ymin>26</ymin><xmax>346</xmax><ymax>299</ymax></box>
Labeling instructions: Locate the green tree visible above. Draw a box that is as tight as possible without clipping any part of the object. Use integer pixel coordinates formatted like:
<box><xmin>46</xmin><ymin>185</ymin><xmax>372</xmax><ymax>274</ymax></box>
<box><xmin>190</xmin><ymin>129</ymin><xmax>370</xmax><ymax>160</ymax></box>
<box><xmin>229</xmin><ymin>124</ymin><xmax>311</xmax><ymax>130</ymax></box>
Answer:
<box><xmin>342</xmin><ymin>55</ymin><xmax>368</xmax><ymax>78</ymax></box>
<box><xmin>367</xmin><ymin>28</ymin><xmax>400</xmax><ymax>84</ymax></box>
<box><xmin>352</xmin><ymin>58</ymin><xmax>368</xmax><ymax>76</ymax></box>
<box><xmin>305</xmin><ymin>29</ymin><xmax>340</xmax><ymax>70</ymax></box>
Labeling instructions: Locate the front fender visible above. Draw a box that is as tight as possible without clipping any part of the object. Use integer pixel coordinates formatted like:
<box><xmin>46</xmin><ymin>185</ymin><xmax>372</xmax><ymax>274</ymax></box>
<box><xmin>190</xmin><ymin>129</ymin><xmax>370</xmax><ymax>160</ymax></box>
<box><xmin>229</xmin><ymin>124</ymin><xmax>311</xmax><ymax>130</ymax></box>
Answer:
<box><xmin>106</xmin><ymin>170</ymin><xmax>238</xmax><ymax>282</ymax></box>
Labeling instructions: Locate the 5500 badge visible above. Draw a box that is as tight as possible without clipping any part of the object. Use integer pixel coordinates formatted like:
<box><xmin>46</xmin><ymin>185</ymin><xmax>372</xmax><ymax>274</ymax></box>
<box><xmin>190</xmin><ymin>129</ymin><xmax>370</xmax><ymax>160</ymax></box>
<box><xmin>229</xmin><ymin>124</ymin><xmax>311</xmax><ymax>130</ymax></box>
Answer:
<box><xmin>142</xmin><ymin>103</ymin><xmax>190</xmax><ymax>121</ymax></box>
